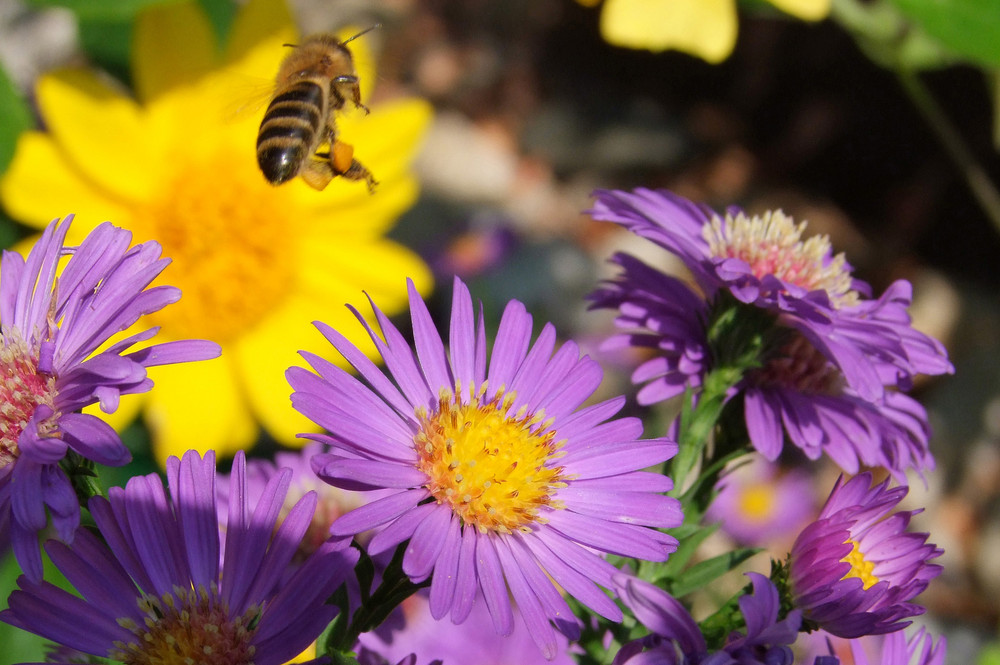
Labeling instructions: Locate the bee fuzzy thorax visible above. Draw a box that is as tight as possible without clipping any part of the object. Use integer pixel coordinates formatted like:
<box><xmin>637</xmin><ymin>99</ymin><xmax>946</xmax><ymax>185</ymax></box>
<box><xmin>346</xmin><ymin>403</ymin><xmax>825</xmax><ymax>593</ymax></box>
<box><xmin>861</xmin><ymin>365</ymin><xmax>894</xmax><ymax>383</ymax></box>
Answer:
<box><xmin>275</xmin><ymin>36</ymin><xmax>355</xmax><ymax>84</ymax></box>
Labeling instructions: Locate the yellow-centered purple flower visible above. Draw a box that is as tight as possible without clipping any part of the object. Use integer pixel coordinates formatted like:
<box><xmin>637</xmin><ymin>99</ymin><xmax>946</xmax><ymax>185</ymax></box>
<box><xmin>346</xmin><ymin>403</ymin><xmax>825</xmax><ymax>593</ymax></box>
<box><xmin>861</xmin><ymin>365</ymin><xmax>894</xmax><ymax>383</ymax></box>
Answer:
<box><xmin>789</xmin><ymin>473</ymin><xmax>942</xmax><ymax>638</ymax></box>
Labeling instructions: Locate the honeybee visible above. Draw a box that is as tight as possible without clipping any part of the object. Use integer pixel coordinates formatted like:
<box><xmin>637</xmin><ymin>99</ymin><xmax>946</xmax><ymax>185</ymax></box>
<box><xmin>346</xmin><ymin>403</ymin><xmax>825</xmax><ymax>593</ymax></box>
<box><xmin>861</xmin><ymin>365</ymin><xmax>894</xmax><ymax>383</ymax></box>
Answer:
<box><xmin>256</xmin><ymin>28</ymin><xmax>378</xmax><ymax>192</ymax></box>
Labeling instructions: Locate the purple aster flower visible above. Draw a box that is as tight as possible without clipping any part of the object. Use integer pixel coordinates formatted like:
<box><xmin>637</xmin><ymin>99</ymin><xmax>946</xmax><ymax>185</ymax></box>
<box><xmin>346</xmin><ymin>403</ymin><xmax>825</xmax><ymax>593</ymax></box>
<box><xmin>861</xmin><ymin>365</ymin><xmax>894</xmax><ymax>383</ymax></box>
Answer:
<box><xmin>287</xmin><ymin>276</ymin><xmax>682</xmax><ymax>659</ymax></box>
<box><xmin>705</xmin><ymin>459</ymin><xmax>815</xmax><ymax>548</ymax></box>
<box><xmin>789</xmin><ymin>472</ymin><xmax>942</xmax><ymax>638</ymax></box>
<box><xmin>845</xmin><ymin>627</ymin><xmax>945</xmax><ymax>665</ymax></box>
<box><xmin>0</xmin><ymin>216</ymin><xmax>220</xmax><ymax>580</ymax></box>
<box><xmin>588</xmin><ymin>188</ymin><xmax>952</xmax><ymax>478</ymax></box>
<box><xmin>613</xmin><ymin>571</ymin><xmax>801</xmax><ymax>665</ymax></box>
<box><xmin>216</xmin><ymin>442</ymin><xmax>370</xmax><ymax>563</ymax></box>
<box><xmin>800</xmin><ymin>627</ymin><xmax>945</xmax><ymax>665</ymax></box>
<box><xmin>1</xmin><ymin>449</ymin><xmax>359</xmax><ymax>665</ymax></box>
<box><xmin>358</xmin><ymin>589</ymin><xmax>574</xmax><ymax>665</ymax></box>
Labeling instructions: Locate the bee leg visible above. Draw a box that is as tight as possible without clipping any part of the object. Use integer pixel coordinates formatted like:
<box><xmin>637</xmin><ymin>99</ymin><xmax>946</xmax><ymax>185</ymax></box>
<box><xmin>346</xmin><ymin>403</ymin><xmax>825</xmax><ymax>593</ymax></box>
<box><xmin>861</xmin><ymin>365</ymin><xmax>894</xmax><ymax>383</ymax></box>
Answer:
<box><xmin>299</xmin><ymin>159</ymin><xmax>335</xmax><ymax>190</ymax></box>
<box><xmin>333</xmin><ymin>75</ymin><xmax>369</xmax><ymax>115</ymax></box>
<box><xmin>330</xmin><ymin>140</ymin><xmax>378</xmax><ymax>193</ymax></box>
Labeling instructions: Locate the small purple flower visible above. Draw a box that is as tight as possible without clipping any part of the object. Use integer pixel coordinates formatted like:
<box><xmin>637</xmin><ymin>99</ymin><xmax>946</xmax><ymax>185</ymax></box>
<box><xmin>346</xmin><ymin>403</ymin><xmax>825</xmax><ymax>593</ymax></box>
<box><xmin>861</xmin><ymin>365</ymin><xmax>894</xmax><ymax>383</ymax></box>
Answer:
<box><xmin>358</xmin><ymin>589</ymin><xmax>574</xmax><ymax>665</ymax></box>
<box><xmin>846</xmin><ymin>627</ymin><xmax>946</xmax><ymax>665</ymax></box>
<box><xmin>802</xmin><ymin>627</ymin><xmax>946</xmax><ymax>665</ymax></box>
<box><xmin>1</xmin><ymin>450</ymin><xmax>359</xmax><ymax>665</ymax></box>
<box><xmin>288</xmin><ymin>276</ymin><xmax>682</xmax><ymax>658</ymax></box>
<box><xmin>789</xmin><ymin>473</ymin><xmax>942</xmax><ymax>638</ymax></box>
<box><xmin>0</xmin><ymin>216</ymin><xmax>220</xmax><ymax>579</ymax></box>
<box><xmin>216</xmin><ymin>442</ymin><xmax>370</xmax><ymax>563</ymax></box>
<box><xmin>613</xmin><ymin>572</ymin><xmax>801</xmax><ymax>665</ymax></box>
<box><xmin>588</xmin><ymin>188</ymin><xmax>952</xmax><ymax>478</ymax></box>
<box><xmin>705</xmin><ymin>459</ymin><xmax>815</xmax><ymax>547</ymax></box>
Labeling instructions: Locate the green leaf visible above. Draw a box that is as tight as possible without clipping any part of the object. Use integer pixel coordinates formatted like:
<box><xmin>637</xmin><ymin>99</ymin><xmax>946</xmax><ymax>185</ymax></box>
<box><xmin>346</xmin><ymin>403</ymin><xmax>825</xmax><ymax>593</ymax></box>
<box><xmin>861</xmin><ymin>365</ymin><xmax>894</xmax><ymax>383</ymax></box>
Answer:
<box><xmin>978</xmin><ymin>641</ymin><xmax>1000</xmax><ymax>665</ymax></box>
<box><xmin>0</xmin><ymin>64</ymin><xmax>32</xmax><ymax>178</ymax></box>
<box><xmin>669</xmin><ymin>548</ymin><xmax>761</xmax><ymax>598</ymax></box>
<box><xmin>656</xmin><ymin>522</ymin><xmax>720</xmax><ymax>582</ymax></box>
<box><xmin>887</xmin><ymin>0</ymin><xmax>1000</xmax><ymax>68</ymax></box>
<box><xmin>197</xmin><ymin>0</ymin><xmax>237</xmax><ymax>45</ymax></box>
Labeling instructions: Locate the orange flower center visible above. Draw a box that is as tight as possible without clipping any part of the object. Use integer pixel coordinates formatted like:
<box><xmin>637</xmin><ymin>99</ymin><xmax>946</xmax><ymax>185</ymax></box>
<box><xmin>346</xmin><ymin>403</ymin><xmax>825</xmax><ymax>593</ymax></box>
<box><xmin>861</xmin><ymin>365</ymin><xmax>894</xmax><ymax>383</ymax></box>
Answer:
<box><xmin>414</xmin><ymin>386</ymin><xmax>567</xmax><ymax>534</ymax></box>
<box><xmin>131</xmin><ymin>150</ymin><xmax>298</xmax><ymax>343</ymax></box>
<box><xmin>737</xmin><ymin>482</ymin><xmax>775</xmax><ymax>521</ymax></box>
<box><xmin>840</xmin><ymin>539</ymin><xmax>879</xmax><ymax>590</ymax></box>
<box><xmin>0</xmin><ymin>330</ymin><xmax>58</xmax><ymax>467</ymax></box>
<box><xmin>703</xmin><ymin>210</ymin><xmax>858</xmax><ymax>308</ymax></box>
<box><xmin>111</xmin><ymin>585</ymin><xmax>258</xmax><ymax>665</ymax></box>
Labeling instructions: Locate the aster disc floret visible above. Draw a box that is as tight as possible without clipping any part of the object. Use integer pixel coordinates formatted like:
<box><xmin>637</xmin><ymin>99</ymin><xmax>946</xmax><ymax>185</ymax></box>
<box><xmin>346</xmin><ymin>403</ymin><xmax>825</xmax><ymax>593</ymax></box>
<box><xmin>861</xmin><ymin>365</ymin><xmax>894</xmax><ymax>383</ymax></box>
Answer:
<box><xmin>288</xmin><ymin>276</ymin><xmax>682</xmax><ymax>659</ymax></box>
<box><xmin>588</xmin><ymin>188</ymin><xmax>952</xmax><ymax>477</ymax></box>
<box><xmin>0</xmin><ymin>215</ymin><xmax>220</xmax><ymax>580</ymax></box>
<box><xmin>612</xmin><ymin>571</ymin><xmax>801</xmax><ymax>665</ymax></box>
<box><xmin>789</xmin><ymin>472</ymin><xmax>942</xmax><ymax>638</ymax></box>
<box><xmin>0</xmin><ymin>449</ymin><xmax>359</xmax><ymax>665</ymax></box>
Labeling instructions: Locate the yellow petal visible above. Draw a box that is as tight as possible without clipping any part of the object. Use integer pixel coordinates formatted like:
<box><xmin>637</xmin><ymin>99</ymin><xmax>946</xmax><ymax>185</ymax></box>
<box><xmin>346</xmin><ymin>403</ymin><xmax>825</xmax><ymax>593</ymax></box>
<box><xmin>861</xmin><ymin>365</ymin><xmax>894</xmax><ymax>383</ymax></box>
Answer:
<box><xmin>766</xmin><ymin>0</ymin><xmax>830</xmax><ymax>21</ymax></box>
<box><xmin>224</xmin><ymin>0</ymin><xmax>297</xmax><ymax>66</ymax></box>
<box><xmin>301</xmin><ymin>238</ymin><xmax>432</xmax><ymax>305</ymax></box>
<box><xmin>600</xmin><ymin>0</ymin><xmax>738</xmax><ymax>63</ymax></box>
<box><xmin>232</xmin><ymin>296</ymin><xmax>331</xmax><ymax>446</ymax></box>
<box><xmin>292</xmin><ymin>173</ymin><xmax>419</xmax><ymax>240</ymax></box>
<box><xmin>0</xmin><ymin>131</ymin><xmax>132</xmax><ymax>229</ymax></box>
<box><xmin>143</xmin><ymin>354</ymin><xmax>258</xmax><ymax>467</ymax></box>
<box><xmin>338</xmin><ymin>98</ymin><xmax>433</xmax><ymax>176</ymax></box>
<box><xmin>132</xmin><ymin>0</ymin><xmax>218</xmax><ymax>103</ymax></box>
<box><xmin>35</xmin><ymin>69</ymin><xmax>166</xmax><ymax>201</ymax></box>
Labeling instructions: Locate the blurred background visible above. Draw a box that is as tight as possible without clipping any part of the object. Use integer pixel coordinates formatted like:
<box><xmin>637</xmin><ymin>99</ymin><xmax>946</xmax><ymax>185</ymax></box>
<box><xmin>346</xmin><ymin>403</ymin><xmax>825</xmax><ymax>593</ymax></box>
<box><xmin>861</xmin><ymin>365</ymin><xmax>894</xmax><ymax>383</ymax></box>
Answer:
<box><xmin>1</xmin><ymin>0</ymin><xmax>999</xmax><ymax>663</ymax></box>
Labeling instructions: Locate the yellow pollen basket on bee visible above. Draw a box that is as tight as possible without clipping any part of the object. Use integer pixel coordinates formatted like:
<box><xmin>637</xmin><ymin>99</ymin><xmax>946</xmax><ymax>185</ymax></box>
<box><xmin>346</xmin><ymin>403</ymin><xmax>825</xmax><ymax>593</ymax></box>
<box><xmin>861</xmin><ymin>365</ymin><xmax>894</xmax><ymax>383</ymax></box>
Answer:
<box><xmin>414</xmin><ymin>385</ymin><xmax>568</xmax><ymax>535</ymax></box>
<box><xmin>703</xmin><ymin>210</ymin><xmax>859</xmax><ymax>308</ymax></box>
<box><xmin>840</xmin><ymin>539</ymin><xmax>879</xmax><ymax>590</ymax></box>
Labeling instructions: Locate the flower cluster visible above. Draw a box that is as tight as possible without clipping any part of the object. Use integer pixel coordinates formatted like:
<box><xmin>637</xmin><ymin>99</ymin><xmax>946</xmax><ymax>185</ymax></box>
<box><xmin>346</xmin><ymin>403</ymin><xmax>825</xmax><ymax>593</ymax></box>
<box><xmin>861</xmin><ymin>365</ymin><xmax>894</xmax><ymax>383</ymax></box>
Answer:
<box><xmin>0</xmin><ymin>0</ymin><xmax>954</xmax><ymax>657</ymax></box>
<box><xmin>0</xmin><ymin>216</ymin><xmax>219</xmax><ymax>580</ymax></box>
<box><xmin>589</xmin><ymin>188</ymin><xmax>952</xmax><ymax>478</ymax></box>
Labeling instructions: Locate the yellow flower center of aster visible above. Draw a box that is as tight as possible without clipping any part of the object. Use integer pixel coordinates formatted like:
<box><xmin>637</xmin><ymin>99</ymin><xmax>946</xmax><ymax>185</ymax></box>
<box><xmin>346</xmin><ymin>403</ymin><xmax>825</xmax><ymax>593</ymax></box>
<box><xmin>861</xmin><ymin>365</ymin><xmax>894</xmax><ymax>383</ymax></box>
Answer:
<box><xmin>703</xmin><ymin>210</ymin><xmax>858</xmax><ymax>307</ymax></box>
<box><xmin>111</xmin><ymin>585</ymin><xmax>257</xmax><ymax>665</ymax></box>
<box><xmin>840</xmin><ymin>539</ymin><xmax>879</xmax><ymax>590</ymax></box>
<box><xmin>737</xmin><ymin>482</ymin><xmax>775</xmax><ymax>521</ymax></box>
<box><xmin>414</xmin><ymin>386</ymin><xmax>567</xmax><ymax>534</ymax></box>
<box><xmin>749</xmin><ymin>334</ymin><xmax>845</xmax><ymax>395</ymax></box>
<box><xmin>131</xmin><ymin>150</ymin><xmax>298</xmax><ymax>343</ymax></box>
<box><xmin>0</xmin><ymin>329</ymin><xmax>59</xmax><ymax>467</ymax></box>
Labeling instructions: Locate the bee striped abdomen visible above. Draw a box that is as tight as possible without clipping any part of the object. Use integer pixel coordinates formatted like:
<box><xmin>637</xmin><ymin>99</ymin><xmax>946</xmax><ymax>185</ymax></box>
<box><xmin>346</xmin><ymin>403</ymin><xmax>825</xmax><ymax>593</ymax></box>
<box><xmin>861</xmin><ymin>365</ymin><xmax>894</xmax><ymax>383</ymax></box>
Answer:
<box><xmin>256</xmin><ymin>80</ymin><xmax>327</xmax><ymax>185</ymax></box>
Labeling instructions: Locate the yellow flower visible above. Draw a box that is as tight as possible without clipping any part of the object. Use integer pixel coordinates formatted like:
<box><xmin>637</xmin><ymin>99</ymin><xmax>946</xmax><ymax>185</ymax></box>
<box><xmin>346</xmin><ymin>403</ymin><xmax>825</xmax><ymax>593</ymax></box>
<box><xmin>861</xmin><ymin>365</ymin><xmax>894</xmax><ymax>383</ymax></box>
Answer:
<box><xmin>0</xmin><ymin>0</ymin><xmax>433</xmax><ymax>465</ymax></box>
<box><xmin>584</xmin><ymin>0</ymin><xmax>830</xmax><ymax>63</ymax></box>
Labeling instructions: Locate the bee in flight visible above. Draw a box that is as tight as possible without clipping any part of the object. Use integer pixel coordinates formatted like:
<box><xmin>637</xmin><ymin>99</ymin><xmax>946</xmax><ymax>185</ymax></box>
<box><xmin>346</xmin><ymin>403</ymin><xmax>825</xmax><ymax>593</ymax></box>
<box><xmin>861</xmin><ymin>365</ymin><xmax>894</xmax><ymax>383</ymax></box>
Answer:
<box><xmin>256</xmin><ymin>27</ymin><xmax>378</xmax><ymax>192</ymax></box>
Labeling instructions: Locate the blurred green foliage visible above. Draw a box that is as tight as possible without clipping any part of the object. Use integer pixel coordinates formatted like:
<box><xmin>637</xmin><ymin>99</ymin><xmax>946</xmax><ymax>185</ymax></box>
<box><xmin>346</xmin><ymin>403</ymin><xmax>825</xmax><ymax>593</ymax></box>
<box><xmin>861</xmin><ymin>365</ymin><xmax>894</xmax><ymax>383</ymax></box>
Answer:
<box><xmin>888</xmin><ymin>0</ymin><xmax>1000</xmax><ymax>69</ymax></box>
<box><xmin>0</xmin><ymin>64</ymin><xmax>32</xmax><ymax>179</ymax></box>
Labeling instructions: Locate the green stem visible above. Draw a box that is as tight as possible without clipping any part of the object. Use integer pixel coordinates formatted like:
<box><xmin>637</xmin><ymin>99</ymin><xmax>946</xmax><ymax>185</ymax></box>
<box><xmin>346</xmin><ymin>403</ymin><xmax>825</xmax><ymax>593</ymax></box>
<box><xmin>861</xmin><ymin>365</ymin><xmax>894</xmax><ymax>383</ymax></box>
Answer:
<box><xmin>894</xmin><ymin>67</ymin><xmax>1000</xmax><ymax>233</ymax></box>
<box><xmin>327</xmin><ymin>543</ymin><xmax>427</xmax><ymax>654</ymax></box>
<box><xmin>669</xmin><ymin>367</ymin><xmax>743</xmax><ymax>496</ymax></box>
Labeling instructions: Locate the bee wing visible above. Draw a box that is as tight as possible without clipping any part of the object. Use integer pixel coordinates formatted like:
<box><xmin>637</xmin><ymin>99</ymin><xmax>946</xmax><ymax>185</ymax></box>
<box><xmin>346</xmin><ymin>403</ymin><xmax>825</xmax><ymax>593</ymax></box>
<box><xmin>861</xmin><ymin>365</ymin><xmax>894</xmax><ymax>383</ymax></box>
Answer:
<box><xmin>220</xmin><ymin>75</ymin><xmax>276</xmax><ymax>125</ymax></box>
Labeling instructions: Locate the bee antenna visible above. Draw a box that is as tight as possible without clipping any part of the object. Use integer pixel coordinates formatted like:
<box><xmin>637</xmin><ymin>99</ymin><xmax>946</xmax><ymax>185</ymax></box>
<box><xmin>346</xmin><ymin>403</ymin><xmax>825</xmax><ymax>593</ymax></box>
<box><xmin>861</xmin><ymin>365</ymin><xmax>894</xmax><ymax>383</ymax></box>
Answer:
<box><xmin>282</xmin><ymin>42</ymin><xmax>297</xmax><ymax>48</ymax></box>
<box><xmin>340</xmin><ymin>23</ymin><xmax>381</xmax><ymax>46</ymax></box>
